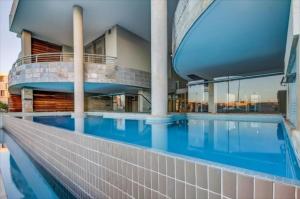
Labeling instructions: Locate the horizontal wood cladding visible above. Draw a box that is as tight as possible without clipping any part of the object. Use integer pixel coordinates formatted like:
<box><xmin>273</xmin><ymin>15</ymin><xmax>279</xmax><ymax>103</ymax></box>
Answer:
<box><xmin>8</xmin><ymin>95</ymin><xmax>22</xmax><ymax>112</ymax></box>
<box><xmin>33</xmin><ymin>91</ymin><xmax>74</xmax><ymax>112</ymax></box>
<box><xmin>31</xmin><ymin>38</ymin><xmax>62</xmax><ymax>62</ymax></box>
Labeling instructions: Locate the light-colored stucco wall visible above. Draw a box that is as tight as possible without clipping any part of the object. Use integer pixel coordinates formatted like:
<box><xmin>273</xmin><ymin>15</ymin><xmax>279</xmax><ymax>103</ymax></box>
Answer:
<box><xmin>116</xmin><ymin>26</ymin><xmax>150</xmax><ymax>72</ymax></box>
<box><xmin>105</xmin><ymin>25</ymin><xmax>150</xmax><ymax>72</ymax></box>
<box><xmin>105</xmin><ymin>26</ymin><xmax>117</xmax><ymax>57</ymax></box>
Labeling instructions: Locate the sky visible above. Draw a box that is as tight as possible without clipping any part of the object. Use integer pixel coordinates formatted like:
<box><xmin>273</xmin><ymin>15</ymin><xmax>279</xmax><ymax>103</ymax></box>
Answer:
<box><xmin>0</xmin><ymin>0</ymin><xmax>20</xmax><ymax>74</ymax></box>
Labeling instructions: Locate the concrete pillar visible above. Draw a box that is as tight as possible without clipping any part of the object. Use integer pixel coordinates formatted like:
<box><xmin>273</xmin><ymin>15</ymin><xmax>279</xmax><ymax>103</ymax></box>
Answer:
<box><xmin>21</xmin><ymin>30</ymin><xmax>31</xmax><ymax>57</ymax></box>
<box><xmin>151</xmin><ymin>0</ymin><xmax>168</xmax><ymax>117</ymax></box>
<box><xmin>208</xmin><ymin>83</ymin><xmax>216</xmax><ymax>113</ymax></box>
<box><xmin>73</xmin><ymin>5</ymin><xmax>84</xmax><ymax>132</ymax></box>
<box><xmin>21</xmin><ymin>88</ymin><xmax>33</xmax><ymax>113</ymax></box>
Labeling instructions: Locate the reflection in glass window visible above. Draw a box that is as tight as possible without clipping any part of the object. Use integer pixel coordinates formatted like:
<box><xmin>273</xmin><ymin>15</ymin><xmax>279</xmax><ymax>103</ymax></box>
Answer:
<box><xmin>187</xmin><ymin>75</ymin><xmax>286</xmax><ymax>113</ymax></box>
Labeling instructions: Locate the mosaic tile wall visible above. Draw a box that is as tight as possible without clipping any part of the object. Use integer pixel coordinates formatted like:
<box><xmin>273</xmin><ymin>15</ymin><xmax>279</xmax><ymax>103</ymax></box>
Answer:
<box><xmin>2</xmin><ymin>115</ymin><xmax>300</xmax><ymax>199</ymax></box>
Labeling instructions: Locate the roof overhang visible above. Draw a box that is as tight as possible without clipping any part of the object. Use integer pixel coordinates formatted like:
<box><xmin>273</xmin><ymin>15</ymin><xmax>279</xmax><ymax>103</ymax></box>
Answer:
<box><xmin>173</xmin><ymin>0</ymin><xmax>291</xmax><ymax>80</ymax></box>
<box><xmin>10</xmin><ymin>0</ymin><xmax>178</xmax><ymax>47</ymax></box>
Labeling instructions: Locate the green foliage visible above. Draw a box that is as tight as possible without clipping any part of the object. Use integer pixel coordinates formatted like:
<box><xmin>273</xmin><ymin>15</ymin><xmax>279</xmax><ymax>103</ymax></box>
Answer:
<box><xmin>0</xmin><ymin>102</ymin><xmax>8</xmax><ymax>112</ymax></box>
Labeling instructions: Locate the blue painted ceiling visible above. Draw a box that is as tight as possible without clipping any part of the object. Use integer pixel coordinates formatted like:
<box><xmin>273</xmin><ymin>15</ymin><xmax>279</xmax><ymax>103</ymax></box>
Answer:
<box><xmin>173</xmin><ymin>0</ymin><xmax>291</xmax><ymax>80</ymax></box>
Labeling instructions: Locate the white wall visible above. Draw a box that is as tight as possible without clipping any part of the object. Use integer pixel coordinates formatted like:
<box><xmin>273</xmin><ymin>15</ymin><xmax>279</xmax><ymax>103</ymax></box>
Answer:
<box><xmin>105</xmin><ymin>25</ymin><xmax>150</xmax><ymax>72</ymax></box>
<box><xmin>105</xmin><ymin>26</ymin><xmax>117</xmax><ymax>57</ymax></box>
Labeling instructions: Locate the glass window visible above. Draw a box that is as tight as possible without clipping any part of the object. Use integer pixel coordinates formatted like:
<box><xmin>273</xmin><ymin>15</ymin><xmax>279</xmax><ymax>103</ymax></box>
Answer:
<box><xmin>187</xmin><ymin>75</ymin><xmax>286</xmax><ymax>114</ymax></box>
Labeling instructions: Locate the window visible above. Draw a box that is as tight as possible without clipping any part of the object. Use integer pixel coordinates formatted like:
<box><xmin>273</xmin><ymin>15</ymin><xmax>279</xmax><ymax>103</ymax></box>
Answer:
<box><xmin>0</xmin><ymin>90</ymin><xmax>5</xmax><ymax>97</ymax></box>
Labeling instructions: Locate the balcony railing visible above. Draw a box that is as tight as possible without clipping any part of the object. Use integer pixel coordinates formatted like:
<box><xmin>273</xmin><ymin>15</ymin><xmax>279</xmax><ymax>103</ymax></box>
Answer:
<box><xmin>12</xmin><ymin>52</ymin><xmax>117</xmax><ymax>68</ymax></box>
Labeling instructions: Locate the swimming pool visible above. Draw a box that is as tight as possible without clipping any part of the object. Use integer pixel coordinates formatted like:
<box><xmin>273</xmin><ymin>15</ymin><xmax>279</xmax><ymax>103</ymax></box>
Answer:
<box><xmin>0</xmin><ymin>130</ymin><xmax>76</xmax><ymax>199</ymax></box>
<box><xmin>32</xmin><ymin>115</ymin><xmax>300</xmax><ymax>181</ymax></box>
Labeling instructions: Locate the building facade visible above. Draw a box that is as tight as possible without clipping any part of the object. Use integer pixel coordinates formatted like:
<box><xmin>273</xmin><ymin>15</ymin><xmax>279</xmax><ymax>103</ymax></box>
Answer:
<box><xmin>0</xmin><ymin>73</ymin><xmax>9</xmax><ymax>105</ymax></box>
<box><xmin>7</xmin><ymin>0</ymin><xmax>297</xmax><ymax>121</ymax></box>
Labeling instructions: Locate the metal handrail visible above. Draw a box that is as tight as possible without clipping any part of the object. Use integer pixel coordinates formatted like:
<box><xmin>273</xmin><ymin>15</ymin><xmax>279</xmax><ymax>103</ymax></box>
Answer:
<box><xmin>12</xmin><ymin>52</ymin><xmax>117</xmax><ymax>68</ymax></box>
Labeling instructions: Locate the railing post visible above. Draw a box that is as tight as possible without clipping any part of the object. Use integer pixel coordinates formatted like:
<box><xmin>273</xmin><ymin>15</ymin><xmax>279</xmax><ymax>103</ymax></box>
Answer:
<box><xmin>35</xmin><ymin>55</ymin><xmax>38</xmax><ymax>63</ymax></box>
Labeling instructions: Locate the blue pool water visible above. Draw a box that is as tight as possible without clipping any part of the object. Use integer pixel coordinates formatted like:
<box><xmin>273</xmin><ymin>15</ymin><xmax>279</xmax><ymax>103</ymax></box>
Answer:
<box><xmin>33</xmin><ymin>116</ymin><xmax>300</xmax><ymax>181</ymax></box>
<box><xmin>0</xmin><ymin>131</ymin><xmax>75</xmax><ymax>199</ymax></box>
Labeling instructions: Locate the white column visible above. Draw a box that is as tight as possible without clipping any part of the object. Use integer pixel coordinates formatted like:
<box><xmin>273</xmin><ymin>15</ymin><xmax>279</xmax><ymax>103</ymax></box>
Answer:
<box><xmin>208</xmin><ymin>82</ymin><xmax>216</xmax><ymax>113</ymax></box>
<box><xmin>151</xmin><ymin>0</ymin><xmax>168</xmax><ymax>117</ymax></box>
<box><xmin>73</xmin><ymin>5</ymin><xmax>84</xmax><ymax>132</ymax></box>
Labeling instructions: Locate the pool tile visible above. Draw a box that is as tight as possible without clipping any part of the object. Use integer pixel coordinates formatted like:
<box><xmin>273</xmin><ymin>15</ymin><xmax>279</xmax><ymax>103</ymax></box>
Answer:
<box><xmin>152</xmin><ymin>190</ymin><xmax>158</xmax><ymax>199</ymax></box>
<box><xmin>186</xmin><ymin>161</ymin><xmax>195</xmax><ymax>184</ymax></box>
<box><xmin>138</xmin><ymin>167</ymin><xmax>145</xmax><ymax>185</ymax></box>
<box><xmin>133</xmin><ymin>182</ymin><xmax>138</xmax><ymax>199</ymax></box>
<box><xmin>176</xmin><ymin>159</ymin><xmax>185</xmax><ymax>181</ymax></box>
<box><xmin>145</xmin><ymin>151</ymin><xmax>151</xmax><ymax>170</ymax></box>
<box><xmin>197</xmin><ymin>188</ymin><xmax>208</xmax><ymax>199</ymax></box>
<box><xmin>297</xmin><ymin>188</ymin><xmax>300</xmax><ymax>199</ymax></box>
<box><xmin>196</xmin><ymin>164</ymin><xmax>207</xmax><ymax>189</ymax></box>
<box><xmin>159</xmin><ymin>174</ymin><xmax>166</xmax><ymax>195</ymax></box>
<box><xmin>223</xmin><ymin>170</ymin><xmax>236</xmax><ymax>199</ymax></box>
<box><xmin>166</xmin><ymin>157</ymin><xmax>175</xmax><ymax>178</ymax></box>
<box><xmin>138</xmin><ymin>184</ymin><xmax>144</xmax><ymax>199</ymax></box>
<box><xmin>126</xmin><ymin>179</ymin><xmax>132</xmax><ymax>195</ymax></box>
<box><xmin>126</xmin><ymin>163</ymin><xmax>132</xmax><ymax>179</ymax></box>
<box><xmin>159</xmin><ymin>155</ymin><xmax>166</xmax><ymax>175</ymax></box>
<box><xmin>237</xmin><ymin>174</ymin><xmax>253</xmax><ymax>199</ymax></box>
<box><xmin>132</xmin><ymin>165</ymin><xmax>138</xmax><ymax>182</ymax></box>
<box><xmin>186</xmin><ymin>184</ymin><xmax>196</xmax><ymax>199</ymax></box>
<box><xmin>176</xmin><ymin>180</ymin><xmax>185</xmax><ymax>199</ymax></box>
<box><xmin>208</xmin><ymin>167</ymin><xmax>221</xmax><ymax>194</ymax></box>
<box><xmin>138</xmin><ymin>150</ymin><xmax>144</xmax><ymax>167</ymax></box>
<box><xmin>167</xmin><ymin>177</ymin><xmax>175</xmax><ymax>199</ymax></box>
<box><xmin>255</xmin><ymin>178</ymin><xmax>273</xmax><ymax>199</ymax></box>
<box><xmin>151</xmin><ymin>171</ymin><xmax>159</xmax><ymax>190</ymax></box>
<box><xmin>209</xmin><ymin>192</ymin><xmax>221</xmax><ymax>199</ymax></box>
<box><xmin>274</xmin><ymin>183</ymin><xmax>295</xmax><ymax>199</ymax></box>
<box><xmin>145</xmin><ymin>170</ymin><xmax>151</xmax><ymax>188</ymax></box>
<box><xmin>144</xmin><ymin>187</ymin><xmax>151</xmax><ymax>199</ymax></box>
<box><xmin>152</xmin><ymin>153</ymin><xmax>159</xmax><ymax>172</ymax></box>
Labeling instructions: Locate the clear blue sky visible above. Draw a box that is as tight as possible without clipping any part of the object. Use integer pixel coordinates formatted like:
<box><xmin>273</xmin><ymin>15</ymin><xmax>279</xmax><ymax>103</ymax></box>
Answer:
<box><xmin>0</xmin><ymin>0</ymin><xmax>20</xmax><ymax>73</ymax></box>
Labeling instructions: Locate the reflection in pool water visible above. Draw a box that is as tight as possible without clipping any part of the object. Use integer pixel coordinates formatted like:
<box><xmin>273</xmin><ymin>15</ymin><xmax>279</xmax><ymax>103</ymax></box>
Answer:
<box><xmin>0</xmin><ymin>131</ymin><xmax>76</xmax><ymax>199</ymax></box>
<box><xmin>32</xmin><ymin>116</ymin><xmax>300</xmax><ymax>181</ymax></box>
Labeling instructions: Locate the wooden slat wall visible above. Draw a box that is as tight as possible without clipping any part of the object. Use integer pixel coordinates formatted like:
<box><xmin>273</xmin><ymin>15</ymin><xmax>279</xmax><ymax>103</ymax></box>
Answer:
<box><xmin>31</xmin><ymin>38</ymin><xmax>62</xmax><ymax>55</ymax></box>
<box><xmin>8</xmin><ymin>95</ymin><xmax>22</xmax><ymax>112</ymax></box>
<box><xmin>33</xmin><ymin>91</ymin><xmax>74</xmax><ymax>112</ymax></box>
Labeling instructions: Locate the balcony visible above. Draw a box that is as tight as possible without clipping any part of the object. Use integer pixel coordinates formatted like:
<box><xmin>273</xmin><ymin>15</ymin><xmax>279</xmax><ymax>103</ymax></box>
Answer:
<box><xmin>172</xmin><ymin>0</ymin><xmax>214</xmax><ymax>54</ymax></box>
<box><xmin>8</xmin><ymin>52</ymin><xmax>150</xmax><ymax>92</ymax></box>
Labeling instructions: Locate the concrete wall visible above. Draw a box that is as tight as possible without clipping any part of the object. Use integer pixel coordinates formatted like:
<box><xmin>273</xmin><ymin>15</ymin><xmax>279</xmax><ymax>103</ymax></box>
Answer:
<box><xmin>105</xmin><ymin>25</ymin><xmax>150</xmax><ymax>72</ymax></box>
<box><xmin>2</xmin><ymin>115</ymin><xmax>299</xmax><ymax>199</ymax></box>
